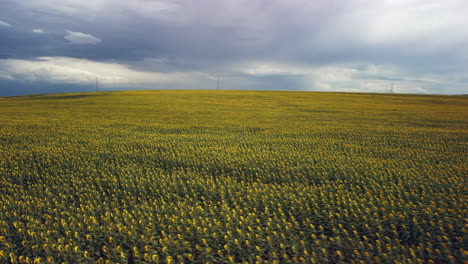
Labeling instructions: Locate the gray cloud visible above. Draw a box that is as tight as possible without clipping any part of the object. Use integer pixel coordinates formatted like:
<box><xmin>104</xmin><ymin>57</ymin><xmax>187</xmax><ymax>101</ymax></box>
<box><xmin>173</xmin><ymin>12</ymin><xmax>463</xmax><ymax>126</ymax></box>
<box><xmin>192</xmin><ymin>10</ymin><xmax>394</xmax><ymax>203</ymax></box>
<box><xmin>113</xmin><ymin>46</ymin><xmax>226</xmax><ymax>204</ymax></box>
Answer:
<box><xmin>0</xmin><ymin>0</ymin><xmax>467</xmax><ymax>95</ymax></box>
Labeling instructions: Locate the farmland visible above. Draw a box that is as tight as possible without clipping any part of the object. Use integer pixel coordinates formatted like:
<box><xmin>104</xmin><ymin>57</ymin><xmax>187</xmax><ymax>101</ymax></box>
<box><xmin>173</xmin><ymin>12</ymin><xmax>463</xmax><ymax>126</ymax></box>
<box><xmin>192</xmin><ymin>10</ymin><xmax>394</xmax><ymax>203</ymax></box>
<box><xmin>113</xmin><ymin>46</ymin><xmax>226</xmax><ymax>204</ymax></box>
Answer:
<box><xmin>0</xmin><ymin>90</ymin><xmax>466</xmax><ymax>263</ymax></box>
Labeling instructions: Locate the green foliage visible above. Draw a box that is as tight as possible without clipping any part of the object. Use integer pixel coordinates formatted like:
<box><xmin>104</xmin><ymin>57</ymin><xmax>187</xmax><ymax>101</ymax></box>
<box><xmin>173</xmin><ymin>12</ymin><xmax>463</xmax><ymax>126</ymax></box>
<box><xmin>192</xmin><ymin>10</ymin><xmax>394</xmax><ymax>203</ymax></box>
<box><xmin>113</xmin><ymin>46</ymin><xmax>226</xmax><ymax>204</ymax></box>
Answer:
<box><xmin>0</xmin><ymin>91</ymin><xmax>466</xmax><ymax>263</ymax></box>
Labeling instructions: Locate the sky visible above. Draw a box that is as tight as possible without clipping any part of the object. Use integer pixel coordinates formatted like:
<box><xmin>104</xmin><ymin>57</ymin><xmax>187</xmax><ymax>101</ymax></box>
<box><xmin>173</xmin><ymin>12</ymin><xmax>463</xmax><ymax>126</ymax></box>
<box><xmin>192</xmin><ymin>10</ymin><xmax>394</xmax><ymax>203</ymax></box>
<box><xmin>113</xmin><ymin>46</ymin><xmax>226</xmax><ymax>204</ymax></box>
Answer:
<box><xmin>0</xmin><ymin>0</ymin><xmax>467</xmax><ymax>96</ymax></box>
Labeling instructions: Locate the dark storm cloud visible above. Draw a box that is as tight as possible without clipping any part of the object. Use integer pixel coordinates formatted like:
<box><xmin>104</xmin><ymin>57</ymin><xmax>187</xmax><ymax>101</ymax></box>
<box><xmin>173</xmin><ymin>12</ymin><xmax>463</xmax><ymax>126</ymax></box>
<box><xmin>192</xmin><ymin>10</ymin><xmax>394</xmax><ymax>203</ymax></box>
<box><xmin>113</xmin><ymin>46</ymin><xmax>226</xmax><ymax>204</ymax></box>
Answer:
<box><xmin>0</xmin><ymin>78</ymin><xmax>93</xmax><ymax>96</ymax></box>
<box><xmin>0</xmin><ymin>0</ymin><xmax>348</xmax><ymax>66</ymax></box>
<box><xmin>0</xmin><ymin>0</ymin><xmax>467</xmax><ymax>95</ymax></box>
<box><xmin>0</xmin><ymin>27</ymin><xmax>65</xmax><ymax>59</ymax></box>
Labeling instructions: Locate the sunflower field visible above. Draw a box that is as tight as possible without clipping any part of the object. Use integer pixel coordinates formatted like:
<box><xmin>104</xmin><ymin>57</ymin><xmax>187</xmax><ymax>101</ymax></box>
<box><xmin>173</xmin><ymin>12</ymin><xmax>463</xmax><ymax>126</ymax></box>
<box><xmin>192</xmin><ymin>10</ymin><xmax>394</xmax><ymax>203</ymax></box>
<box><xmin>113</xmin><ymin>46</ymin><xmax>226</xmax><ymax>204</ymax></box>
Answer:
<box><xmin>0</xmin><ymin>90</ymin><xmax>466</xmax><ymax>263</ymax></box>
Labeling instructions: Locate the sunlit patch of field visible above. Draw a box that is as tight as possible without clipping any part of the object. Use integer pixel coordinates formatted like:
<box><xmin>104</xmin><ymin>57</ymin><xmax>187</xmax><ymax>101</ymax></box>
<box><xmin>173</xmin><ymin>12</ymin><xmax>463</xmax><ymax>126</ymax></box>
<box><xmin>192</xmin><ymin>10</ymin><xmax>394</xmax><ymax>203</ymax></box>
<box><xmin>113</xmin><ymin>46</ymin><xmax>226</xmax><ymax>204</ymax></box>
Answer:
<box><xmin>0</xmin><ymin>90</ymin><xmax>466</xmax><ymax>263</ymax></box>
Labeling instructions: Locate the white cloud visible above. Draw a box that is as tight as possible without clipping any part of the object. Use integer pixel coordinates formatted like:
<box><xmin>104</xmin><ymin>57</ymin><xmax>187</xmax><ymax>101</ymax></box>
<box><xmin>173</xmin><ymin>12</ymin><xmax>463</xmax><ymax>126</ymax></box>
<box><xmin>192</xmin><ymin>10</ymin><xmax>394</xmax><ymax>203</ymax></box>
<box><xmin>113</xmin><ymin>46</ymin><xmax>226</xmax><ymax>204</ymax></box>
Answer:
<box><xmin>0</xmin><ymin>57</ymin><xmax>207</xmax><ymax>85</ymax></box>
<box><xmin>326</xmin><ymin>0</ymin><xmax>468</xmax><ymax>49</ymax></box>
<box><xmin>238</xmin><ymin>61</ymin><xmax>466</xmax><ymax>94</ymax></box>
<box><xmin>0</xmin><ymin>73</ymin><xmax>15</xmax><ymax>80</ymax></box>
<box><xmin>238</xmin><ymin>62</ymin><xmax>389</xmax><ymax>79</ymax></box>
<box><xmin>64</xmin><ymin>31</ymin><xmax>101</xmax><ymax>45</ymax></box>
<box><xmin>302</xmin><ymin>64</ymin><xmax>454</xmax><ymax>94</ymax></box>
<box><xmin>239</xmin><ymin>62</ymin><xmax>314</xmax><ymax>76</ymax></box>
<box><xmin>32</xmin><ymin>29</ymin><xmax>45</xmax><ymax>34</ymax></box>
<box><xmin>0</xmin><ymin>20</ymin><xmax>11</xmax><ymax>27</ymax></box>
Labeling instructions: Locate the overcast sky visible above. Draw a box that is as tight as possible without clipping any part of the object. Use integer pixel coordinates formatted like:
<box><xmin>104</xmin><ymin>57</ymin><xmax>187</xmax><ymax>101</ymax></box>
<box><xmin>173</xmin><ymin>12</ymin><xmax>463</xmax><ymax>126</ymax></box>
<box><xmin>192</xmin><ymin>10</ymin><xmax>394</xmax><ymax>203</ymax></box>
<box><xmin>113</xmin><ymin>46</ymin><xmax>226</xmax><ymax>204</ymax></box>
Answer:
<box><xmin>0</xmin><ymin>0</ymin><xmax>467</xmax><ymax>96</ymax></box>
